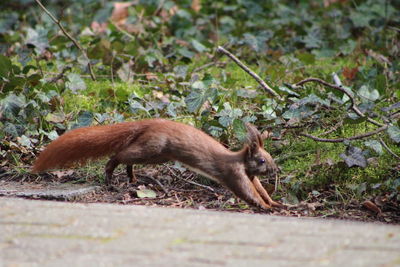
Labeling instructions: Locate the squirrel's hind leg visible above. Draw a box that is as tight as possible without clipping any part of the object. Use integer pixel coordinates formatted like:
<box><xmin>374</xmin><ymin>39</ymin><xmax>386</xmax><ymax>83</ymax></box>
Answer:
<box><xmin>126</xmin><ymin>165</ymin><xmax>137</xmax><ymax>183</ymax></box>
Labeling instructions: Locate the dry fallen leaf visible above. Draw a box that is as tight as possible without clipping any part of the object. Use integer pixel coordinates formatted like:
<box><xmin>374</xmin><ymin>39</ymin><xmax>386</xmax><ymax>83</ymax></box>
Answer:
<box><xmin>111</xmin><ymin>2</ymin><xmax>133</xmax><ymax>25</ymax></box>
<box><xmin>343</xmin><ymin>66</ymin><xmax>358</xmax><ymax>80</ymax></box>
<box><xmin>362</xmin><ymin>200</ymin><xmax>382</xmax><ymax>215</ymax></box>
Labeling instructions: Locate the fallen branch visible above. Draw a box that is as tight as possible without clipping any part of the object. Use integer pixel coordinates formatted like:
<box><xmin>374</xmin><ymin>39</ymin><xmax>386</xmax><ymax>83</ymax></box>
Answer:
<box><xmin>293</xmin><ymin>78</ymin><xmax>384</xmax><ymax>127</ymax></box>
<box><xmin>300</xmin><ymin>125</ymin><xmax>388</xmax><ymax>143</ymax></box>
<box><xmin>379</xmin><ymin>137</ymin><xmax>400</xmax><ymax>160</ymax></box>
<box><xmin>217</xmin><ymin>46</ymin><xmax>282</xmax><ymax>100</ymax></box>
<box><xmin>34</xmin><ymin>0</ymin><xmax>96</xmax><ymax>81</ymax></box>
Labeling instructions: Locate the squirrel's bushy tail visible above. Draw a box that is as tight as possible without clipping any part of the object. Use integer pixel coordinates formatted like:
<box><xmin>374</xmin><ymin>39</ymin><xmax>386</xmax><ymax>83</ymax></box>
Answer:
<box><xmin>32</xmin><ymin>122</ymin><xmax>138</xmax><ymax>173</ymax></box>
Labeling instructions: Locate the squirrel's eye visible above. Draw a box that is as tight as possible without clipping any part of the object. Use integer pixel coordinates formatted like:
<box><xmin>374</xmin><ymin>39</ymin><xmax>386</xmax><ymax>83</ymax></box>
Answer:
<box><xmin>259</xmin><ymin>158</ymin><xmax>266</xmax><ymax>164</ymax></box>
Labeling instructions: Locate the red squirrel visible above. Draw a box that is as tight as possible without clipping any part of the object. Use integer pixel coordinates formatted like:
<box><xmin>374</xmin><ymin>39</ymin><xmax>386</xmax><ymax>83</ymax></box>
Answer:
<box><xmin>32</xmin><ymin>118</ymin><xmax>282</xmax><ymax>209</ymax></box>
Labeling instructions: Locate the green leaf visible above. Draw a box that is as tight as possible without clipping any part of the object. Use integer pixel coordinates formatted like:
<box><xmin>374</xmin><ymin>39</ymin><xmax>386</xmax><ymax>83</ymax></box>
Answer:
<box><xmin>72</xmin><ymin>111</ymin><xmax>93</xmax><ymax>129</ymax></box>
<box><xmin>278</xmin><ymin>85</ymin><xmax>300</xmax><ymax>97</ymax></box>
<box><xmin>232</xmin><ymin>119</ymin><xmax>247</xmax><ymax>142</ymax></box>
<box><xmin>177</xmin><ymin>47</ymin><xmax>195</xmax><ymax>59</ymax></box>
<box><xmin>297</xmin><ymin>94</ymin><xmax>330</xmax><ymax>106</ymax></box>
<box><xmin>173</xmin><ymin>65</ymin><xmax>188</xmax><ymax>79</ymax></box>
<box><xmin>128</xmin><ymin>99</ymin><xmax>150</xmax><ymax>115</ymax></box>
<box><xmin>26</xmin><ymin>27</ymin><xmax>49</xmax><ymax>53</ymax></box>
<box><xmin>136</xmin><ymin>188</ymin><xmax>157</xmax><ymax>198</ymax></box>
<box><xmin>0</xmin><ymin>54</ymin><xmax>12</xmax><ymax>78</ymax></box>
<box><xmin>297</xmin><ymin>52</ymin><xmax>315</xmax><ymax>65</ymax></box>
<box><xmin>364</xmin><ymin>140</ymin><xmax>383</xmax><ymax>155</ymax></box>
<box><xmin>3</xmin><ymin>122</ymin><xmax>20</xmax><ymax>137</ymax></box>
<box><xmin>185</xmin><ymin>76</ymin><xmax>217</xmax><ymax>113</ymax></box>
<box><xmin>282</xmin><ymin>105</ymin><xmax>314</xmax><ymax>120</ymax></box>
<box><xmin>218</xmin><ymin>103</ymin><xmax>243</xmax><ymax>127</ymax></box>
<box><xmin>66</xmin><ymin>73</ymin><xmax>86</xmax><ymax>93</ymax></box>
<box><xmin>0</xmin><ymin>93</ymin><xmax>26</xmax><ymax>120</ymax></box>
<box><xmin>357</xmin><ymin>85</ymin><xmax>379</xmax><ymax>102</ymax></box>
<box><xmin>17</xmin><ymin>135</ymin><xmax>33</xmax><ymax>148</ymax></box>
<box><xmin>191</xmin><ymin>39</ymin><xmax>208</xmax><ymax>52</ymax></box>
<box><xmin>350</xmin><ymin>11</ymin><xmax>371</xmax><ymax>27</ymax></box>
<box><xmin>387</xmin><ymin>126</ymin><xmax>400</xmax><ymax>143</ymax></box>
<box><xmin>344</xmin><ymin>113</ymin><xmax>367</xmax><ymax>125</ymax></box>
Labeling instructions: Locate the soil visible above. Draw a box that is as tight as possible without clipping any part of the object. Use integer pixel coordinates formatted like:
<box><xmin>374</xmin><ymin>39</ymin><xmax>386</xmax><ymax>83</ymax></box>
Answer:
<box><xmin>1</xmin><ymin>166</ymin><xmax>399</xmax><ymax>224</ymax></box>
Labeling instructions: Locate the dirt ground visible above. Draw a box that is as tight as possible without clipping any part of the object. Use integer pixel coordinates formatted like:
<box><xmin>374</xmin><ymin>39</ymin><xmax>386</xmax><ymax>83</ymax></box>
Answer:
<box><xmin>1</xmin><ymin>166</ymin><xmax>399</xmax><ymax>224</ymax></box>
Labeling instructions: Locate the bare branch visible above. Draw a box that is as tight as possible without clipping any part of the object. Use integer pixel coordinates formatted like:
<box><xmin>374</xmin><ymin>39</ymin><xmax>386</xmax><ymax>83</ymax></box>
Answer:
<box><xmin>379</xmin><ymin>137</ymin><xmax>400</xmax><ymax>160</ymax></box>
<box><xmin>300</xmin><ymin>125</ymin><xmax>388</xmax><ymax>143</ymax></box>
<box><xmin>294</xmin><ymin>78</ymin><xmax>384</xmax><ymax>127</ymax></box>
<box><xmin>318</xmin><ymin>120</ymin><xmax>343</xmax><ymax>136</ymax></box>
<box><xmin>217</xmin><ymin>46</ymin><xmax>282</xmax><ymax>100</ymax></box>
<box><xmin>34</xmin><ymin>0</ymin><xmax>96</xmax><ymax>81</ymax></box>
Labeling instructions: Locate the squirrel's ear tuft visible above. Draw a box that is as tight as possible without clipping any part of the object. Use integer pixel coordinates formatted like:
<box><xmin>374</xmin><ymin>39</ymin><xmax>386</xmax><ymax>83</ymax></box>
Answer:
<box><xmin>245</xmin><ymin>123</ymin><xmax>263</xmax><ymax>151</ymax></box>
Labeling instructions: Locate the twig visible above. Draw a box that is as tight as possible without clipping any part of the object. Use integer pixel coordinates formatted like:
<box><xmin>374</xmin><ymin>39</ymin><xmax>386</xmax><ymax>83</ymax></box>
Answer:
<box><xmin>47</xmin><ymin>66</ymin><xmax>71</xmax><ymax>83</ymax></box>
<box><xmin>137</xmin><ymin>174</ymin><xmax>169</xmax><ymax>194</ymax></box>
<box><xmin>379</xmin><ymin>137</ymin><xmax>400</xmax><ymax>160</ymax></box>
<box><xmin>300</xmin><ymin>125</ymin><xmax>388</xmax><ymax>143</ymax></box>
<box><xmin>217</xmin><ymin>46</ymin><xmax>282</xmax><ymax>100</ymax></box>
<box><xmin>318</xmin><ymin>120</ymin><xmax>343</xmax><ymax>136</ymax></box>
<box><xmin>193</xmin><ymin>62</ymin><xmax>216</xmax><ymax>72</ymax></box>
<box><xmin>123</xmin><ymin>193</ymin><xmax>167</xmax><ymax>203</ymax></box>
<box><xmin>34</xmin><ymin>0</ymin><xmax>96</xmax><ymax>81</ymax></box>
<box><xmin>110</xmin><ymin>52</ymin><xmax>115</xmax><ymax>85</ymax></box>
<box><xmin>108</xmin><ymin>19</ymin><xmax>135</xmax><ymax>40</ymax></box>
<box><xmin>294</xmin><ymin>78</ymin><xmax>384</xmax><ymax>127</ymax></box>
<box><xmin>165</xmin><ymin>164</ymin><xmax>216</xmax><ymax>192</ymax></box>
<box><xmin>182</xmin><ymin>178</ymin><xmax>215</xmax><ymax>193</ymax></box>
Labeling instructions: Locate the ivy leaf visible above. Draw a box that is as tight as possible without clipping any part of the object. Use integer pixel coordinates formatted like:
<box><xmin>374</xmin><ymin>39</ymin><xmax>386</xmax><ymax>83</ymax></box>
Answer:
<box><xmin>71</xmin><ymin>111</ymin><xmax>93</xmax><ymax>129</ymax></box>
<box><xmin>191</xmin><ymin>39</ymin><xmax>208</xmax><ymax>52</ymax></box>
<box><xmin>173</xmin><ymin>65</ymin><xmax>188</xmax><ymax>79</ymax></box>
<box><xmin>3</xmin><ymin>122</ymin><xmax>21</xmax><ymax>137</ymax></box>
<box><xmin>128</xmin><ymin>99</ymin><xmax>150</xmax><ymax>115</ymax></box>
<box><xmin>364</xmin><ymin>140</ymin><xmax>383</xmax><ymax>155</ymax></box>
<box><xmin>185</xmin><ymin>76</ymin><xmax>217</xmax><ymax>113</ymax></box>
<box><xmin>357</xmin><ymin>85</ymin><xmax>379</xmax><ymax>102</ymax></box>
<box><xmin>296</xmin><ymin>94</ymin><xmax>330</xmax><ymax>107</ymax></box>
<box><xmin>232</xmin><ymin>119</ymin><xmax>247</xmax><ymax>142</ymax></box>
<box><xmin>340</xmin><ymin>146</ymin><xmax>367</xmax><ymax>168</ymax></box>
<box><xmin>218</xmin><ymin>103</ymin><xmax>243</xmax><ymax>127</ymax></box>
<box><xmin>66</xmin><ymin>73</ymin><xmax>86</xmax><ymax>93</ymax></box>
<box><xmin>350</xmin><ymin>11</ymin><xmax>371</xmax><ymax>27</ymax></box>
<box><xmin>25</xmin><ymin>27</ymin><xmax>49</xmax><ymax>53</ymax></box>
<box><xmin>0</xmin><ymin>94</ymin><xmax>26</xmax><ymax>120</ymax></box>
<box><xmin>282</xmin><ymin>105</ymin><xmax>314</xmax><ymax>120</ymax></box>
<box><xmin>387</xmin><ymin>126</ymin><xmax>400</xmax><ymax>143</ymax></box>
<box><xmin>0</xmin><ymin>54</ymin><xmax>12</xmax><ymax>78</ymax></box>
<box><xmin>17</xmin><ymin>135</ymin><xmax>34</xmax><ymax>148</ymax></box>
<box><xmin>278</xmin><ymin>85</ymin><xmax>300</xmax><ymax>97</ymax></box>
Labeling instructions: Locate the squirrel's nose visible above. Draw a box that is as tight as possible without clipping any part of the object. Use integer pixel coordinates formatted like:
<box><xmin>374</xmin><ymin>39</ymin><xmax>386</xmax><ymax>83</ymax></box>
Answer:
<box><xmin>267</xmin><ymin>164</ymin><xmax>280</xmax><ymax>177</ymax></box>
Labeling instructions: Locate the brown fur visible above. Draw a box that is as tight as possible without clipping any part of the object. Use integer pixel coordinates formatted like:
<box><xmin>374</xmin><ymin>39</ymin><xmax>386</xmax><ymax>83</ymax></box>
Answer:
<box><xmin>32</xmin><ymin>118</ymin><xmax>282</xmax><ymax>209</ymax></box>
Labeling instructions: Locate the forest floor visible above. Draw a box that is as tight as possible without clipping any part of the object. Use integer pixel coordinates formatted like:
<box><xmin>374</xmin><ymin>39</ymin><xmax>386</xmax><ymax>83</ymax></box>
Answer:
<box><xmin>1</xmin><ymin>165</ymin><xmax>399</xmax><ymax>224</ymax></box>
